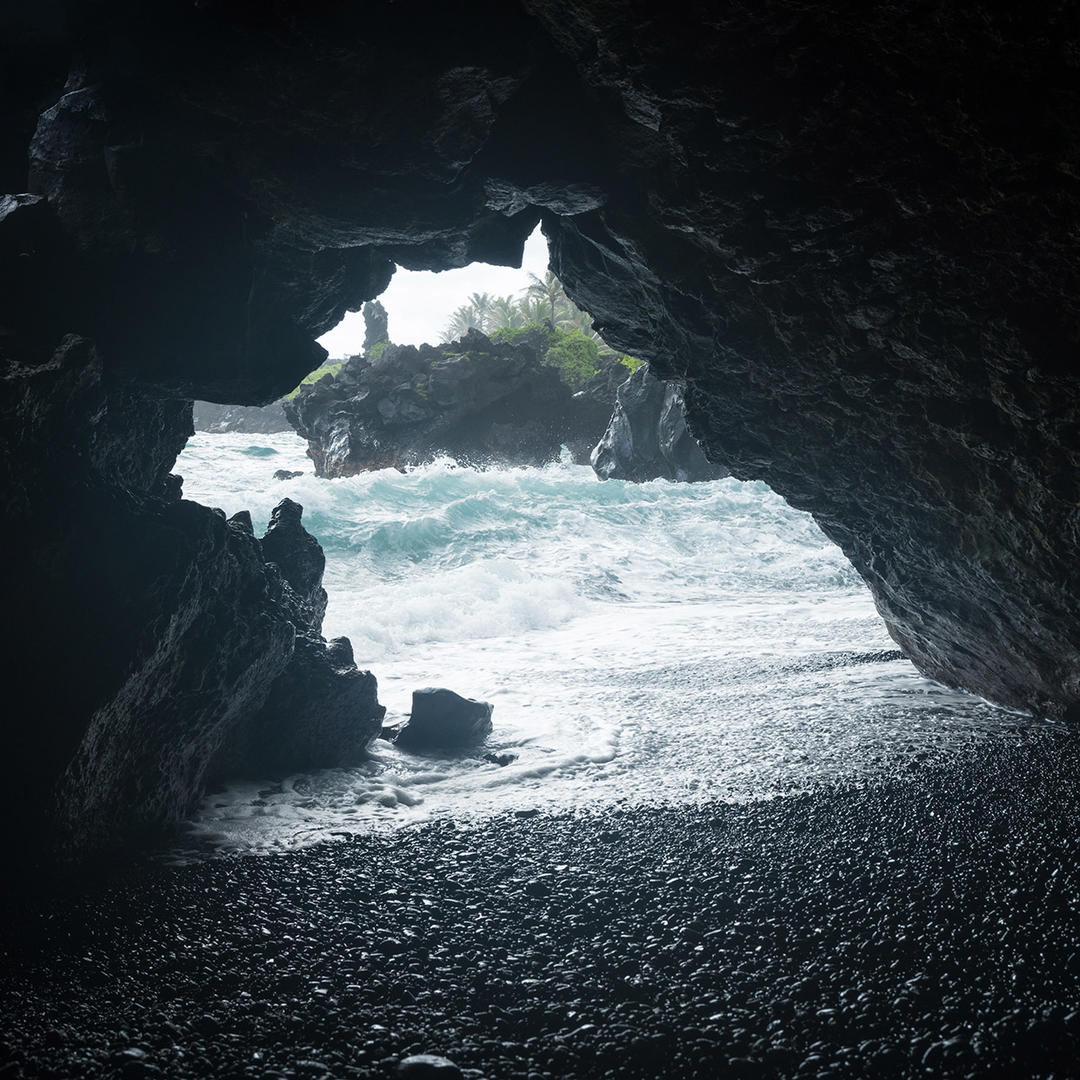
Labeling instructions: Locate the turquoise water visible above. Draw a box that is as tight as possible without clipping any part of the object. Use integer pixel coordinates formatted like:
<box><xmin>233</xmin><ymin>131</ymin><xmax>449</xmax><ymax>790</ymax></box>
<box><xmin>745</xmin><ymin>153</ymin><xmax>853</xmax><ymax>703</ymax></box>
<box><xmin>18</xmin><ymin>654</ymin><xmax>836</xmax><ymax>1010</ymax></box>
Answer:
<box><xmin>175</xmin><ymin>432</ymin><xmax>1033</xmax><ymax>856</ymax></box>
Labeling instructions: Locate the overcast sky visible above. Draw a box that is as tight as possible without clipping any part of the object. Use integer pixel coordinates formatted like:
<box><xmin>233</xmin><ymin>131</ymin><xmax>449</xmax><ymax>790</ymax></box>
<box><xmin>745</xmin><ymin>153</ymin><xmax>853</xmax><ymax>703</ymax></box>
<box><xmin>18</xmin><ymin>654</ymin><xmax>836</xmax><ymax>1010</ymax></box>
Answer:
<box><xmin>317</xmin><ymin>225</ymin><xmax>551</xmax><ymax>358</ymax></box>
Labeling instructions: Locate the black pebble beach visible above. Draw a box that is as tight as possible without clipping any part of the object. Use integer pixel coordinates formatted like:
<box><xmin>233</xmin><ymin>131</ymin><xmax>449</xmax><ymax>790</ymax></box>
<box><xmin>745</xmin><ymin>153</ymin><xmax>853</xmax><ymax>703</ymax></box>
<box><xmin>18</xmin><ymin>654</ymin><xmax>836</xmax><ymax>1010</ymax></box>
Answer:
<box><xmin>2</xmin><ymin>729</ymin><xmax>1079</xmax><ymax>1079</ymax></box>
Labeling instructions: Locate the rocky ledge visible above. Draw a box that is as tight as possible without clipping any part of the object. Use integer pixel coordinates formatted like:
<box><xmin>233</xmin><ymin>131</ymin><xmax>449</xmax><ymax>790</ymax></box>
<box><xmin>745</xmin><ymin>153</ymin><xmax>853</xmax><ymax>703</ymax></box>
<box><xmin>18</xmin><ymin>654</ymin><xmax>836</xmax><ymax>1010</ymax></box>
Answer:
<box><xmin>285</xmin><ymin>328</ymin><xmax>622</xmax><ymax>475</ymax></box>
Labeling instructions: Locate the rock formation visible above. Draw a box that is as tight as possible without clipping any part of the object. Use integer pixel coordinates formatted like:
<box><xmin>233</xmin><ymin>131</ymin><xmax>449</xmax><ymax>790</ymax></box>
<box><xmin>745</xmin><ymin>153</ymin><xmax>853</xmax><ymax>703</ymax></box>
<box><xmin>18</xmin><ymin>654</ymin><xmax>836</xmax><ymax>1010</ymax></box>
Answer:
<box><xmin>395</xmin><ymin>689</ymin><xmax>495</xmax><ymax>752</ymax></box>
<box><xmin>1</xmin><ymin>1</ymin><xmax>1078</xmax><ymax>859</ymax></box>
<box><xmin>285</xmin><ymin>328</ymin><xmax>621</xmax><ymax>474</ymax></box>
<box><xmin>591</xmin><ymin>365</ymin><xmax>727</xmax><ymax>483</ymax></box>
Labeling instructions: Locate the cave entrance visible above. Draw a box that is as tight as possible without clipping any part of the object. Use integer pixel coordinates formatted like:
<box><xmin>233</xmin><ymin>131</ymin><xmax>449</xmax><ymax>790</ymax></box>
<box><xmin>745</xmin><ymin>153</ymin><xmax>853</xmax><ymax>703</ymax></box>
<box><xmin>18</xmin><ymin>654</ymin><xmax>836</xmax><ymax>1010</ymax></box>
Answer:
<box><xmin>177</xmin><ymin>229</ymin><xmax>1021</xmax><ymax>858</ymax></box>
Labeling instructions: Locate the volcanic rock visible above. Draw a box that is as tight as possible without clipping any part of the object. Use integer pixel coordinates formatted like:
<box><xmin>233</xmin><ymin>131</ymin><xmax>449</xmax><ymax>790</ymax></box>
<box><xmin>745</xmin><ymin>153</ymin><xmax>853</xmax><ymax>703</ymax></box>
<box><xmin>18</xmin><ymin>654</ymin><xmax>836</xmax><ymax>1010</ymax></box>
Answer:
<box><xmin>591</xmin><ymin>365</ymin><xmax>727</xmax><ymax>483</ymax></box>
<box><xmin>260</xmin><ymin>498</ymin><xmax>328</xmax><ymax>631</ymax></box>
<box><xmin>285</xmin><ymin>328</ymin><xmax>620</xmax><ymax>474</ymax></box>
<box><xmin>396</xmin><ymin>688</ymin><xmax>494</xmax><ymax>751</ymax></box>
<box><xmin>397</xmin><ymin>1055</ymin><xmax>464</xmax><ymax>1080</ymax></box>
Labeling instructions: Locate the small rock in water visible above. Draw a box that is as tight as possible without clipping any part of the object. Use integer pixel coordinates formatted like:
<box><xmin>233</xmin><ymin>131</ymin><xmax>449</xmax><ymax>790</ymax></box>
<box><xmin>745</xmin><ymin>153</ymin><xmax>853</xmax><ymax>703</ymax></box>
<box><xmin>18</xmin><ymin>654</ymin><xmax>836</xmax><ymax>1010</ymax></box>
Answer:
<box><xmin>273</xmin><ymin>468</ymin><xmax>304</xmax><ymax>480</ymax></box>
<box><xmin>397</xmin><ymin>1054</ymin><xmax>464</xmax><ymax>1079</ymax></box>
<box><xmin>483</xmin><ymin>751</ymin><xmax>517</xmax><ymax>766</ymax></box>
<box><xmin>395</xmin><ymin>687</ymin><xmax>493</xmax><ymax>751</ymax></box>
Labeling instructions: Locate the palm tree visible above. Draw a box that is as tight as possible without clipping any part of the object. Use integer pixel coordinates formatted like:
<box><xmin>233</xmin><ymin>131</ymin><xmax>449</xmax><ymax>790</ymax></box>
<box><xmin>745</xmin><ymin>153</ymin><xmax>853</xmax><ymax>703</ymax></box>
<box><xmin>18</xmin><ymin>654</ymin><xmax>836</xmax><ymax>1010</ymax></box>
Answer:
<box><xmin>442</xmin><ymin>304</ymin><xmax>482</xmax><ymax>342</ymax></box>
<box><xmin>516</xmin><ymin>295</ymin><xmax>549</xmax><ymax>326</ymax></box>
<box><xmin>467</xmin><ymin>291</ymin><xmax>495</xmax><ymax>333</ymax></box>
<box><xmin>489</xmin><ymin>294</ymin><xmax>525</xmax><ymax>331</ymax></box>
<box><xmin>524</xmin><ymin>271</ymin><xmax>566</xmax><ymax>329</ymax></box>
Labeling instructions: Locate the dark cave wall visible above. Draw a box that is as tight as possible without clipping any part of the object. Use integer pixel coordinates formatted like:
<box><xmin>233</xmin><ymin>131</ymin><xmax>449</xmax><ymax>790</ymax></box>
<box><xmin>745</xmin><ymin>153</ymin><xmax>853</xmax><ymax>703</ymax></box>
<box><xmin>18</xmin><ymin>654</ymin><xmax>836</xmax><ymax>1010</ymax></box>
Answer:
<box><xmin>1</xmin><ymin>0</ymin><xmax>1078</xmax><ymax>860</ymax></box>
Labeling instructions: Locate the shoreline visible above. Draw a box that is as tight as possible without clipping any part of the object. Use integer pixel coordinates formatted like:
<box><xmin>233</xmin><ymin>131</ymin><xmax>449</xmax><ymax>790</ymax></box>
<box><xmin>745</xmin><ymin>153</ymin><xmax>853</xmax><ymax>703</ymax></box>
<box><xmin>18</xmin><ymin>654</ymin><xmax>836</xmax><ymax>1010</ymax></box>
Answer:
<box><xmin>2</xmin><ymin>728</ymin><xmax>1079</xmax><ymax>1078</ymax></box>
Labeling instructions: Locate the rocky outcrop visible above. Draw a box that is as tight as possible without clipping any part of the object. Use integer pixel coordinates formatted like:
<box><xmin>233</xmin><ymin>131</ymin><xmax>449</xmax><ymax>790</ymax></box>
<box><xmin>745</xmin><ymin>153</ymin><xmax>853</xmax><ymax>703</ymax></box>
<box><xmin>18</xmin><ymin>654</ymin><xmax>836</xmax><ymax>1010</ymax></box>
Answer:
<box><xmin>285</xmin><ymin>328</ymin><xmax>619</xmax><ymax>474</ymax></box>
<box><xmin>1</xmin><ymin>0</ymin><xmax>1079</xmax><ymax>862</ymax></box>
<box><xmin>0</xmin><ymin>323</ymin><xmax>382</xmax><ymax>865</ymax></box>
<box><xmin>395</xmin><ymin>688</ymin><xmax>494</xmax><ymax>751</ymax></box>
<box><xmin>591</xmin><ymin>365</ymin><xmax>727</xmax><ymax>483</ymax></box>
<box><xmin>193</xmin><ymin>400</ymin><xmax>293</xmax><ymax>434</ymax></box>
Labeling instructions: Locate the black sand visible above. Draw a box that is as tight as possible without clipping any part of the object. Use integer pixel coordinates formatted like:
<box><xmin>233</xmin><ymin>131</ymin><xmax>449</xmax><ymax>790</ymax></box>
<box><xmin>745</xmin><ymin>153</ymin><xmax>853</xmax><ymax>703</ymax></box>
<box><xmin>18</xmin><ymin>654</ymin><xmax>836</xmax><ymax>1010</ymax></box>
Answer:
<box><xmin>2</xmin><ymin>729</ymin><xmax>1079</xmax><ymax>1079</ymax></box>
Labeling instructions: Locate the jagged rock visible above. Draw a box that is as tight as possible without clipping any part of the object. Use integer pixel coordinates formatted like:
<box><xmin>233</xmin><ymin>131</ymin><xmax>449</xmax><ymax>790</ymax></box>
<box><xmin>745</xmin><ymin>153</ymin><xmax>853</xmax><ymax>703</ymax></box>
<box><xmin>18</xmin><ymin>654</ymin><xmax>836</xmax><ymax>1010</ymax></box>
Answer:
<box><xmin>362</xmin><ymin>300</ymin><xmax>390</xmax><ymax>353</ymax></box>
<box><xmin>260</xmin><ymin>498</ymin><xmax>328</xmax><ymax>631</ymax></box>
<box><xmin>208</xmin><ymin>635</ymin><xmax>385</xmax><ymax>781</ymax></box>
<box><xmin>592</xmin><ymin>365</ymin><xmax>727</xmax><ymax>483</ymax></box>
<box><xmin>273</xmin><ymin>469</ymin><xmax>304</xmax><ymax>481</ymax></box>
<box><xmin>285</xmin><ymin>327</ymin><xmax>623</xmax><ymax>474</ymax></box>
<box><xmin>193</xmin><ymin>400</ymin><xmax>293</xmax><ymax>434</ymax></box>
<box><xmin>395</xmin><ymin>688</ymin><xmax>494</xmax><ymax>751</ymax></box>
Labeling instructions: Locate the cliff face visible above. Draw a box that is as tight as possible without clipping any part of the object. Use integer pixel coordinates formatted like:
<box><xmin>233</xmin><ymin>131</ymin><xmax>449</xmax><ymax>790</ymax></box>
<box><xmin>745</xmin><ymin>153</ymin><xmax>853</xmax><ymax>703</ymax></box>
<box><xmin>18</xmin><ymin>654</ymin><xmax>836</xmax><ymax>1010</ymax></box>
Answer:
<box><xmin>2</xmin><ymin>0</ymin><xmax>1078</xmax><ymax>858</ymax></box>
<box><xmin>592</xmin><ymin>365</ymin><xmax>728</xmax><ymax>484</ymax></box>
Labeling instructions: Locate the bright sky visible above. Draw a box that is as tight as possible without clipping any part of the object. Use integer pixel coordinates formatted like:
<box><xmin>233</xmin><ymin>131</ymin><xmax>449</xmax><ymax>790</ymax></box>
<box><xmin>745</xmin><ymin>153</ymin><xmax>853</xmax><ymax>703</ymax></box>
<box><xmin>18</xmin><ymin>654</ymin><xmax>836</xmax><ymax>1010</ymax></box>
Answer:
<box><xmin>317</xmin><ymin>225</ymin><xmax>551</xmax><ymax>358</ymax></box>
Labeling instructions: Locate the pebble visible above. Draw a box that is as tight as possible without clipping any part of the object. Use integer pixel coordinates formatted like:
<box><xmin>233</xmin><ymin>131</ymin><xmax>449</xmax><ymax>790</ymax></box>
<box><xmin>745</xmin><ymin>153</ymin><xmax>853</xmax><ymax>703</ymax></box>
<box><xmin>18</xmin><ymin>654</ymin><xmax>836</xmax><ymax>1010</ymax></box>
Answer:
<box><xmin>1</xmin><ymin>730</ymin><xmax>1078</xmax><ymax>1078</ymax></box>
<box><xmin>397</xmin><ymin>1054</ymin><xmax>464</xmax><ymax>1078</ymax></box>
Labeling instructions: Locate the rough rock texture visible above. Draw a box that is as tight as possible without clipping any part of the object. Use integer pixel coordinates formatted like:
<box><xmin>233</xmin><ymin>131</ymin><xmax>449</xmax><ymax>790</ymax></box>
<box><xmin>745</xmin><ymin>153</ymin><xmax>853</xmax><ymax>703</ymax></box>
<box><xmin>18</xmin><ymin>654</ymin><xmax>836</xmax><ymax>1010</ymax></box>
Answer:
<box><xmin>205</xmin><ymin>503</ymin><xmax>385</xmax><ymax>779</ymax></box>
<box><xmin>591</xmin><ymin>364</ymin><xmax>727</xmax><ymax>483</ymax></box>
<box><xmin>362</xmin><ymin>300</ymin><xmax>390</xmax><ymax>354</ymax></box>
<box><xmin>396</xmin><ymin>688</ymin><xmax>494</xmax><ymax>751</ymax></box>
<box><xmin>285</xmin><ymin>328</ymin><xmax>619</xmax><ymax>474</ymax></box>
<box><xmin>0</xmin><ymin>320</ymin><xmax>383</xmax><ymax>866</ymax></box>
<box><xmin>193</xmin><ymin>399</ymin><xmax>293</xmax><ymax>434</ymax></box>
<box><xmin>1</xmin><ymin>0</ymin><xmax>1079</xmax><ymax>859</ymax></box>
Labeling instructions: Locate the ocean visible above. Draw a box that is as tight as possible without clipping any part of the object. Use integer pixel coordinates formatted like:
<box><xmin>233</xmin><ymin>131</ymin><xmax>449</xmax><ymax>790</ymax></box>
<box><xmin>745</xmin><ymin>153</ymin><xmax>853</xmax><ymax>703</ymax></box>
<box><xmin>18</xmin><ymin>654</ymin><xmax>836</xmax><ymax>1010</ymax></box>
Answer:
<box><xmin>174</xmin><ymin>431</ymin><xmax>1037</xmax><ymax>857</ymax></box>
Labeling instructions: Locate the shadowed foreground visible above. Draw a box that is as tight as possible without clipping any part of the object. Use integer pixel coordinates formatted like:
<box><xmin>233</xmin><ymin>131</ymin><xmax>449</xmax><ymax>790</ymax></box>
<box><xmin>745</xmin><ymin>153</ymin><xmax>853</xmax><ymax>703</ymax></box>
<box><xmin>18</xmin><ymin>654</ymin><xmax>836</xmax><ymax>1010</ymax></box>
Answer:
<box><xmin>2</xmin><ymin>731</ymin><xmax>1079</xmax><ymax>1079</ymax></box>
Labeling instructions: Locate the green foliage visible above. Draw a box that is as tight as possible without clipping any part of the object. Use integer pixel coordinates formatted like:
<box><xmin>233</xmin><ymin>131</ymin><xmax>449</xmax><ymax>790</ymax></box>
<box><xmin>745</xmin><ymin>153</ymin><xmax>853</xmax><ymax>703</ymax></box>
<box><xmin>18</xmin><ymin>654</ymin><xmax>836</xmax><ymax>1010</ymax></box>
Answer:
<box><xmin>368</xmin><ymin>339</ymin><xmax>391</xmax><ymax>361</ymax></box>
<box><xmin>438</xmin><ymin>270</ymin><xmax>638</xmax><ymax>384</ymax></box>
<box><xmin>490</xmin><ymin>322</ymin><xmax>546</xmax><ymax>346</ymax></box>
<box><xmin>543</xmin><ymin>328</ymin><xmax>601</xmax><ymax>388</ymax></box>
<box><xmin>285</xmin><ymin>362</ymin><xmax>343</xmax><ymax>400</ymax></box>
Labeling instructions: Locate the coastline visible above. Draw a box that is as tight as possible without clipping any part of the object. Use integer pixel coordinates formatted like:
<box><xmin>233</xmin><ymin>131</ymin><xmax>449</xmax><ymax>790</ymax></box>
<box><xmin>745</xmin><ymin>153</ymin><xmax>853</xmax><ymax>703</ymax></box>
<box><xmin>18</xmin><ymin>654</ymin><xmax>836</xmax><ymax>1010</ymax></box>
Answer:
<box><xmin>2</xmin><ymin>727</ymin><xmax>1078</xmax><ymax>1078</ymax></box>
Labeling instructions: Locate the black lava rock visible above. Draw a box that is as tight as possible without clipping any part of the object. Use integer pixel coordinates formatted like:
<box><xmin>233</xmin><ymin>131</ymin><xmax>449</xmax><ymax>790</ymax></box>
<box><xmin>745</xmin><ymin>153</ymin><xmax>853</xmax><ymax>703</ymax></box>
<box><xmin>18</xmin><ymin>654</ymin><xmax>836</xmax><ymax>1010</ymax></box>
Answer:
<box><xmin>260</xmin><ymin>498</ymin><xmax>328</xmax><ymax>632</ymax></box>
<box><xmin>397</xmin><ymin>1054</ymin><xmax>464</xmax><ymax>1079</ymax></box>
<box><xmin>284</xmin><ymin>328</ymin><xmax>620</xmax><ymax>475</ymax></box>
<box><xmin>3</xmin><ymin>0</ymin><xmax>1080</xmax><ymax>868</ymax></box>
<box><xmin>591</xmin><ymin>364</ymin><xmax>727</xmax><ymax>483</ymax></box>
<box><xmin>395</xmin><ymin>688</ymin><xmax>494</xmax><ymax>751</ymax></box>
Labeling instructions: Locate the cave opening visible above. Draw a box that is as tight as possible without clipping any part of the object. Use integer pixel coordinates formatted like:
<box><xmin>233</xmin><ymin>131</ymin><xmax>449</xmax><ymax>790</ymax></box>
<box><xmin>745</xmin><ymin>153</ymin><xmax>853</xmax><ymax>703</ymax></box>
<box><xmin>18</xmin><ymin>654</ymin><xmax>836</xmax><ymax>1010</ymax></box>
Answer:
<box><xmin>176</xmin><ymin>227</ymin><xmax>1032</xmax><ymax>859</ymax></box>
<box><xmin>5</xmin><ymin>2</ymin><xmax>1080</xmax><ymax>1074</ymax></box>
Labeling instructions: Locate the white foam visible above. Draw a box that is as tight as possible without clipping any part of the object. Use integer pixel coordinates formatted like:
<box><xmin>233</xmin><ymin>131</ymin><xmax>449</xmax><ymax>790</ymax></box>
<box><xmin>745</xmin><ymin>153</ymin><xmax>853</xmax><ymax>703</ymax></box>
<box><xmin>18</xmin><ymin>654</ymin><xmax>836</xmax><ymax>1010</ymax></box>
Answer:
<box><xmin>168</xmin><ymin>433</ymin><xmax>1037</xmax><ymax>861</ymax></box>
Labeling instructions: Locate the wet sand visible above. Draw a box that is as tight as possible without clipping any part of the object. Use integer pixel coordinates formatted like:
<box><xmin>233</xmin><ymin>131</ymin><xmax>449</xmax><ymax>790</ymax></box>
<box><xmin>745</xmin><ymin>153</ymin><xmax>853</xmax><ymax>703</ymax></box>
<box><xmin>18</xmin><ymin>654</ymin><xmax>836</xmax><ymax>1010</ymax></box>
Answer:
<box><xmin>2</xmin><ymin>728</ymin><xmax>1079</xmax><ymax>1078</ymax></box>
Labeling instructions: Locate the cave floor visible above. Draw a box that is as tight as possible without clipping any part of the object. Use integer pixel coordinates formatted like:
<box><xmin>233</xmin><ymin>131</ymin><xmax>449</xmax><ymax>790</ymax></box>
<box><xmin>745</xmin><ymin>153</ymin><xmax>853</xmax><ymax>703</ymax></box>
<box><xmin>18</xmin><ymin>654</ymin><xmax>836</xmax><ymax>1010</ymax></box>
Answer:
<box><xmin>2</xmin><ymin>730</ymin><xmax>1079</xmax><ymax>1079</ymax></box>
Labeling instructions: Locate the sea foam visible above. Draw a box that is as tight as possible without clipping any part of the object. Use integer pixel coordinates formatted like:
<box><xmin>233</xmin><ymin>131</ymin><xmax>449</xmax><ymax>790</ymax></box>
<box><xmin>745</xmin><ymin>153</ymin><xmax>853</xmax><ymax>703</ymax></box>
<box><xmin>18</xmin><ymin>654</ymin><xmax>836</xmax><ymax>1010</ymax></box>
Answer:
<box><xmin>174</xmin><ymin>431</ymin><xmax>1037</xmax><ymax>859</ymax></box>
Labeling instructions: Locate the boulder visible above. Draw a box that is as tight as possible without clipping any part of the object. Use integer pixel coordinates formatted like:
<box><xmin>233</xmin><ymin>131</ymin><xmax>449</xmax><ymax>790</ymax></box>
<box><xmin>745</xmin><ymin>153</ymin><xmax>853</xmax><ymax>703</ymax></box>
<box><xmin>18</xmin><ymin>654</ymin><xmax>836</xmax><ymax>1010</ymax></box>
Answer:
<box><xmin>395</xmin><ymin>688</ymin><xmax>494</xmax><ymax>751</ymax></box>
<box><xmin>592</xmin><ymin>365</ymin><xmax>727</xmax><ymax>483</ymax></box>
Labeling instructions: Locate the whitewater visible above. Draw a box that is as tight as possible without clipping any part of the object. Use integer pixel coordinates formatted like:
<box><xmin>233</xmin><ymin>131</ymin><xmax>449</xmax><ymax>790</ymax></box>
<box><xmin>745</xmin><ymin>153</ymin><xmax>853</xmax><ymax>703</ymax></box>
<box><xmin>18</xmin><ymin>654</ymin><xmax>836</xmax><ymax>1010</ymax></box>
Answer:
<box><xmin>174</xmin><ymin>431</ymin><xmax>1038</xmax><ymax>857</ymax></box>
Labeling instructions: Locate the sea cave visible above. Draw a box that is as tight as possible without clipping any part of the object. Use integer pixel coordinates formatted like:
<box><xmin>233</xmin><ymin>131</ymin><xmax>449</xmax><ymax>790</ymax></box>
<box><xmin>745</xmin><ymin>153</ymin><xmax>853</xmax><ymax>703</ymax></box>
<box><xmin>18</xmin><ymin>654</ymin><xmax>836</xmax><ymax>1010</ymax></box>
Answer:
<box><xmin>2</xmin><ymin>2</ymin><xmax>1079</xmax><ymax>1077</ymax></box>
